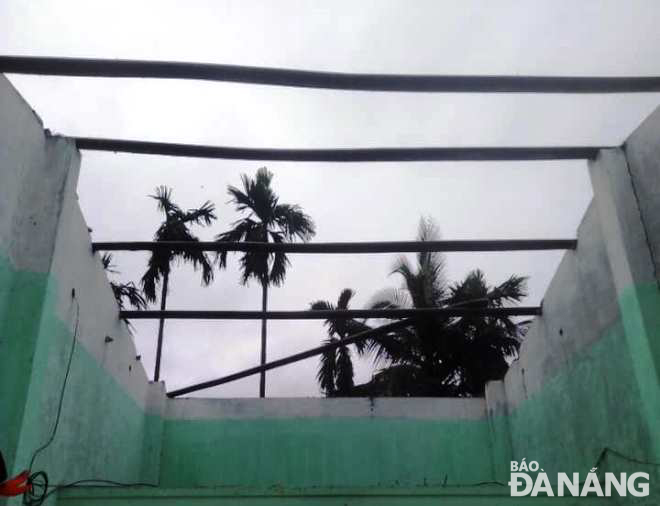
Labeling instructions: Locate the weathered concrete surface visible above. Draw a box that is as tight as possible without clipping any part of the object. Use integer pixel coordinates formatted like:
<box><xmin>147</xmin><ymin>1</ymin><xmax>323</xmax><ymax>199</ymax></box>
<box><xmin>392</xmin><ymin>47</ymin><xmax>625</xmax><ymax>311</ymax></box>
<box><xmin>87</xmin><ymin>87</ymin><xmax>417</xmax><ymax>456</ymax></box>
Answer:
<box><xmin>625</xmin><ymin>107</ymin><xmax>660</xmax><ymax>281</ymax></box>
<box><xmin>0</xmin><ymin>75</ymin><xmax>77</xmax><ymax>475</ymax></box>
<box><xmin>589</xmin><ymin>145</ymin><xmax>660</xmax><ymax>458</ymax></box>
<box><xmin>0</xmin><ymin>75</ymin><xmax>498</xmax><ymax>501</ymax></box>
<box><xmin>0</xmin><ymin>74</ymin><xmax>75</xmax><ymax>478</ymax></box>
<box><xmin>0</xmin><ymin>75</ymin><xmax>68</xmax><ymax>273</ymax></box>
<box><xmin>491</xmin><ymin>199</ymin><xmax>653</xmax><ymax>482</ymax></box>
<box><xmin>478</xmin><ymin>107</ymin><xmax>660</xmax><ymax>501</ymax></box>
<box><xmin>622</xmin><ymin>106</ymin><xmax>660</xmax><ymax>406</ymax></box>
<box><xmin>0</xmin><ymin>74</ymin><xmax>164</xmax><ymax>506</ymax></box>
<box><xmin>166</xmin><ymin>396</ymin><xmax>487</xmax><ymax>420</ymax></box>
<box><xmin>160</xmin><ymin>397</ymin><xmax>491</xmax><ymax>488</ymax></box>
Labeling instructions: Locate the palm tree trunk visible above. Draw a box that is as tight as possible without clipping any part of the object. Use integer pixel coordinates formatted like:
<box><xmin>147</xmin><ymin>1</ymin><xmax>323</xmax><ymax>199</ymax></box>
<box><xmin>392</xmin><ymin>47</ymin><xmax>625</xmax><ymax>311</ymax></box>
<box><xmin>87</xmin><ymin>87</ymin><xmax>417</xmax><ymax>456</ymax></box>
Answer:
<box><xmin>259</xmin><ymin>281</ymin><xmax>268</xmax><ymax>397</ymax></box>
<box><xmin>154</xmin><ymin>271</ymin><xmax>169</xmax><ymax>381</ymax></box>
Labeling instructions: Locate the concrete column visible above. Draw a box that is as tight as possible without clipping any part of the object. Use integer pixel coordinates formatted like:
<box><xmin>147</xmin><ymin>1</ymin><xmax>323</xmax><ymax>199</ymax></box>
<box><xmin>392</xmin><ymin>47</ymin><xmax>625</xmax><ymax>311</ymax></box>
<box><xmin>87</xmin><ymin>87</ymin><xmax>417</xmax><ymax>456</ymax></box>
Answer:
<box><xmin>589</xmin><ymin>142</ymin><xmax>660</xmax><ymax>459</ymax></box>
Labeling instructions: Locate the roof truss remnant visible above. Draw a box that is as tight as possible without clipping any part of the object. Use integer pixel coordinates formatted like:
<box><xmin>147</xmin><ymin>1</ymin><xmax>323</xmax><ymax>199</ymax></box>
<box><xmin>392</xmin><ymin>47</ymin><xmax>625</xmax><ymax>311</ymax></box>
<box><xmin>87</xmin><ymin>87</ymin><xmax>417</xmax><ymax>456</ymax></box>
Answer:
<box><xmin>2</xmin><ymin>55</ymin><xmax>660</xmax><ymax>93</ymax></box>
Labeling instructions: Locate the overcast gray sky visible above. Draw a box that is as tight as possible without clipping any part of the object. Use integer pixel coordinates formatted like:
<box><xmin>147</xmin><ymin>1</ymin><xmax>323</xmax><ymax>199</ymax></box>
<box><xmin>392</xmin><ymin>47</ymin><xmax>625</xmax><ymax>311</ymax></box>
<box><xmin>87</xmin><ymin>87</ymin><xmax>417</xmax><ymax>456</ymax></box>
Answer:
<box><xmin>2</xmin><ymin>1</ymin><xmax>660</xmax><ymax>397</ymax></box>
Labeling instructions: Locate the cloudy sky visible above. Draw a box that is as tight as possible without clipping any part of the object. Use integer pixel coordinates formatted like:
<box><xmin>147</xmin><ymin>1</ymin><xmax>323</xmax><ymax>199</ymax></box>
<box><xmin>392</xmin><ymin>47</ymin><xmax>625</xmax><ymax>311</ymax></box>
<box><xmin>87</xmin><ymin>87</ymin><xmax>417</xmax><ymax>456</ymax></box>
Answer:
<box><xmin>2</xmin><ymin>1</ymin><xmax>660</xmax><ymax>397</ymax></box>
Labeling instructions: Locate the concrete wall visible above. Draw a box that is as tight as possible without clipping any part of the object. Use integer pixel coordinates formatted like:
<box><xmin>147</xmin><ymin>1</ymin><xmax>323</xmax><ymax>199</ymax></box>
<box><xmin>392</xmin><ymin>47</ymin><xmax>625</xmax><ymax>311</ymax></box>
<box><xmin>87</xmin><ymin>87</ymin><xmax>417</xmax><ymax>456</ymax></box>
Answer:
<box><xmin>492</xmin><ymin>200</ymin><xmax>650</xmax><ymax>474</ymax></box>
<box><xmin>0</xmin><ymin>75</ymin><xmax>500</xmax><ymax>500</ymax></box>
<box><xmin>160</xmin><ymin>397</ymin><xmax>493</xmax><ymax>488</ymax></box>
<box><xmin>154</xmin><ymin>107</ymin><xmax>660</xmax><ymax>495</ymax></box>
<box><xmin>0</xmin><ymin>74</ymin><xmax>69</xmax><ymax>479</ymax></box>
<box><xmin>0</xmin><ymin>75</ymin><xmax>163</xmax><ymax>506</ymax></box>
<box><xmin>483</xmin><ymin>105</ymin><xmax>660</xmax><ymax>498</ymax></box>
<box><xmin>2</xmin><ymin>75</ymin><xmax>660</xmax><ymax>504</ymax></box>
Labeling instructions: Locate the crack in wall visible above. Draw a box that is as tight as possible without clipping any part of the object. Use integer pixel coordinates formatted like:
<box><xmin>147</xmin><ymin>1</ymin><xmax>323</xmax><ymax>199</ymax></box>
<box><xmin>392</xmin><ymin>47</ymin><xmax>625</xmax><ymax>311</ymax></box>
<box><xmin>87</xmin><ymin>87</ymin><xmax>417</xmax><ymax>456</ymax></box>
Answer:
<box><xmin>622</xmin><ymin>144</ymin><xmax>660</xmax><ymax>291</ymax></box>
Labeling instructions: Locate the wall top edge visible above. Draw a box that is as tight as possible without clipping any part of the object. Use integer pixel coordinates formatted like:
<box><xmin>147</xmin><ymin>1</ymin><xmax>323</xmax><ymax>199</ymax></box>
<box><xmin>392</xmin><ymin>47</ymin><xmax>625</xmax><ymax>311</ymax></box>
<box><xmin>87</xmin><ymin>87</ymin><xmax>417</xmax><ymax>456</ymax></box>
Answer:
<box><xmin>165</xmin><ymin>396</ymin><xmax>488</xmax><ymax>421</ymax></box>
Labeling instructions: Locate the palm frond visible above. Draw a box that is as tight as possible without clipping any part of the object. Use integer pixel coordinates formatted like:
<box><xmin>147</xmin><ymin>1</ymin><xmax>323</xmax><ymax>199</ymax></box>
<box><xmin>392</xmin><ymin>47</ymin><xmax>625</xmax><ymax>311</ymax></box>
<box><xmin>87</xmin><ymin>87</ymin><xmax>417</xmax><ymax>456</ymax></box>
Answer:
<box><xmin>391</xmin><ymin>255</ymin><xmax>415</xmax><ymax>285</ymax></box>
<box><xmin>101</xmin><ymin>253</ymin><xmax>118</xmax><ymax>274</ymax></box>
<box><xmin>273</xmin><ymin>203</ymin><xmax>316</xmax><ymax>241</ymax></box>
<box><xmin>218</xmin><ymin>168</ymin><xmax>315</xmax><ymax>288</ymax></box>
<box><xmin>310</xmin><ymin>300</ymin><xmax>334</xmax><ymax>312</ymax></box>
<box><xmin>176</xmin><ymin>247</ymin><xmax>214</xmax><ymax>286</ymax></box>
<box><xmin>150</xmin><ymin>186</ymin><xmax>180</xmax><ymax>216</ymax></box>
<box><xmin>215</xmin><ymin>218</ymin><xmax>260</xmax><ymax>269</ymax></box>
<box><xmin>143</xmin><ymin>186</ymin><xmax>216</xmax><ymax>300</ymax></box>
<box><xmin>110</xmin><ymin>280</ymin><xmax>147</xmax><ymax>330</ymax></box>
<box><xmin>317</xmin><ymin>337</ymin><xmax>337</xmax><ymax>396</ymax></box>
<box><xmin>183</xmin><ymin>201</ymin><xmax>217</xmax><ymax>226</ymax></box>
<box><xmin>103</xmin><ymin>252</ymin><xmax>147</xmax><ymax>325</ymax></box>
<box><xmin>267</xmin><ymin>232</ymin><xmax>289</xmax><ymax>286</ymax></box>
<box><xmin>489</xmin><ymin>275</ymin><xmax>528</xmax><ymax>304</ymax></box>
<box><xmin>311</xmin><ymin>289</ymin><xmax>370</xmax><ymax>369</ymax></box>
<box><xmin>416</xmin><ymin>217</ymin><xmax>442</xmax><ymax>268</ymax></box>
<box><xmin>360</xmin><ymin>217</ymin><xmax>528</xmax><ymax>397</ymax></box>
<box><xmin>367</xmin><ymin>287</ymin><xmax>410</xmax><ymax>311</ymax></box>
<box><xmin>447</xmin><ymin>270</ymin><xmax>490</xmax><ymax>307</ymax></box>
<box><xmin>367</xmin><ymin>325</ymin><xmax>420</xmax><ymax>366</ymax></box>
<box><xmin>227</xmin><ymin>184</ymin><xmax>255</xmax><ymax>215</ymax></box>
<box><xmin>111</xmin><ymin>281</ymin><xmax>147</xmax><ymax>311</ymax></box>
<box><xmin>416</xmin><ymin>217</ymin><xmax>447</xmax><ymax>303</ymax></box>
<box><xmin>141</xmin><ymin>257</ymin><xmax>165</xmax><ymax>303</ymax></box>
<box><xmin>335</xmin><ymin>345</ymin><xmax>354</xmax><ymax>396</ymax></box>
<box><xmin>343</xmin><ymin>319</ymin><xmax>372</xmax><ymax>354</ymax></box>
<box><xmin>337</xmin><ymin>288</ymin><xmax>355</xmax><ymax>310</ymax></box>
<box><xmin>237</xmin><ymin>250</ymin><xmax>269</xmax><ymax>285</ymax></box>
<box><xmin>238</xmin><ymin>167</ymin><xmax>278</xmax><ymax>224</ymax></box>
<box><xmin>254</xmin><ymin>166</ymin><xmax>274</xmax><ymax>188</ymax></box>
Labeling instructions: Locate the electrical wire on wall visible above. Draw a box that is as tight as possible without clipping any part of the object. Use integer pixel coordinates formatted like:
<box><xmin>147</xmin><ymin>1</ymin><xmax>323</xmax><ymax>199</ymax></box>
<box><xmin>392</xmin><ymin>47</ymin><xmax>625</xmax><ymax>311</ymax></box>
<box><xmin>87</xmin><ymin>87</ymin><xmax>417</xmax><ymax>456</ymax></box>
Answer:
<box><xmin>12</xmin><ymin>289</ymin><xmax>155</xmax><ymax>506</ymax></box>
<box><xmin>23</xmin><ymin>291</ymin><xmax>81</xmax><ymax>506</ymax></box>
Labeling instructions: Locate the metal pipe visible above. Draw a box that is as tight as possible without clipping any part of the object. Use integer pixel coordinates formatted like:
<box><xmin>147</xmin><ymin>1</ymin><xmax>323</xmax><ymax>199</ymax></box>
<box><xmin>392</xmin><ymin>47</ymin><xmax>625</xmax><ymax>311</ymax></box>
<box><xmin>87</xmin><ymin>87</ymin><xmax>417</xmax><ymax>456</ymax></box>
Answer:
<box><xmin>75</xmin><ymin>137</ymin><xmax>603</xmax><ymax>161</ymax></box>
<box><xmin>3</xmin><ymin>56</ymin><xmax>660</xmax><ymax>93</ymax></box>
<box><xmin>92</xmin><ymin>239</ymin><xmax>577</xmax><ymax>253</ymax></box>
<box><xmin>167</xmin><ymin>318</ymin><xmax>414</xmax><ymax>397</ymax></box>
<box><xmin>120</xmin><ymin>307</ymin><xmax>542</xmax><ymax>320</ymax></box>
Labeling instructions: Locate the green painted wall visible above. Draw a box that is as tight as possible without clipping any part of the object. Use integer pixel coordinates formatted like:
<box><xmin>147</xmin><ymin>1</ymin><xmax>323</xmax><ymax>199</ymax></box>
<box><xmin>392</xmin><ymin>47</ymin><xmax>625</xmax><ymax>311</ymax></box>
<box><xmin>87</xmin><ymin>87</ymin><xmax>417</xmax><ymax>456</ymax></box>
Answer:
<box><xmin>0</xmin><ymin>253</ymin><xmax>158</xmax><ymax>497</ymax></box>
<box><xmin>3</xmin><ymin>73</ymin><xmax>659</xmax><ymax>505</ymax></box>
<box><xmin>157</xmin><ymin>288</ymin><xmax>658</xmax><ymax>493</ymax></box>
<box><xmin>151</xmin><ymin>280</ymin><xmax>660</xmax><ymax>503</ymax></box>
<box><xmin>618</xmin><ymin>282</ymin><xmax>660</xmax><ymax>443</ymax></box>
<box><xmin>0</xmin><ymin>219</ymin><xmax>656</xmax><ymax>505</ymax></box>
<box><xmin>506</xmin><ymin>317</ymin><xmax>650</xmax><ymax>475</ymax></box>
<box><xmin>160</xmin><ymin>416</ymin><xmax>493</xmax><ymax>488</ymax></box>
<box><xmin>2</xmin><ymin>205</ymin><xmax>657</xmax><ymax>503</ymax></box>
<box><xmin>0</xmin><ymin>255</ymin><xmax>49</xmax><ymax>475</ymax></box>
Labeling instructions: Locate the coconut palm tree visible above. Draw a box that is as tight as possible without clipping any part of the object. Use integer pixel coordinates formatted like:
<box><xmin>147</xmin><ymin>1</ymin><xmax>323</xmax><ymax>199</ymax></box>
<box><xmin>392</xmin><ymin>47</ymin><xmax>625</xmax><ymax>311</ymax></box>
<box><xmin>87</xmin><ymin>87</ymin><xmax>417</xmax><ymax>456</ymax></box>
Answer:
<box><xmin>141</xmin><ymin>186</ymin><xmax>216</xmax><ymax>381</ymax></box>
<box><xmin>362</xmin><ymin>217</ymin><xmax>528</xmax><ymax>396</ymax></box>
<box><xmin>217</xmin><ymin>167</ymin><xmax>315</xmax><ymax>397</ymax></box>
<box><xmin>101</xmin><ymin>253</ymin><xmax>147</xmax><ymax>326</ymax></box>
<box><xmin>441</xmin><ymin>269</ymin><xmax>527</xmax><ymax>394</ymax></box>
<box><xmin>310</xmin><ymin>289</ymin><xmax>370</xmax><ymax>396</ymax></box>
